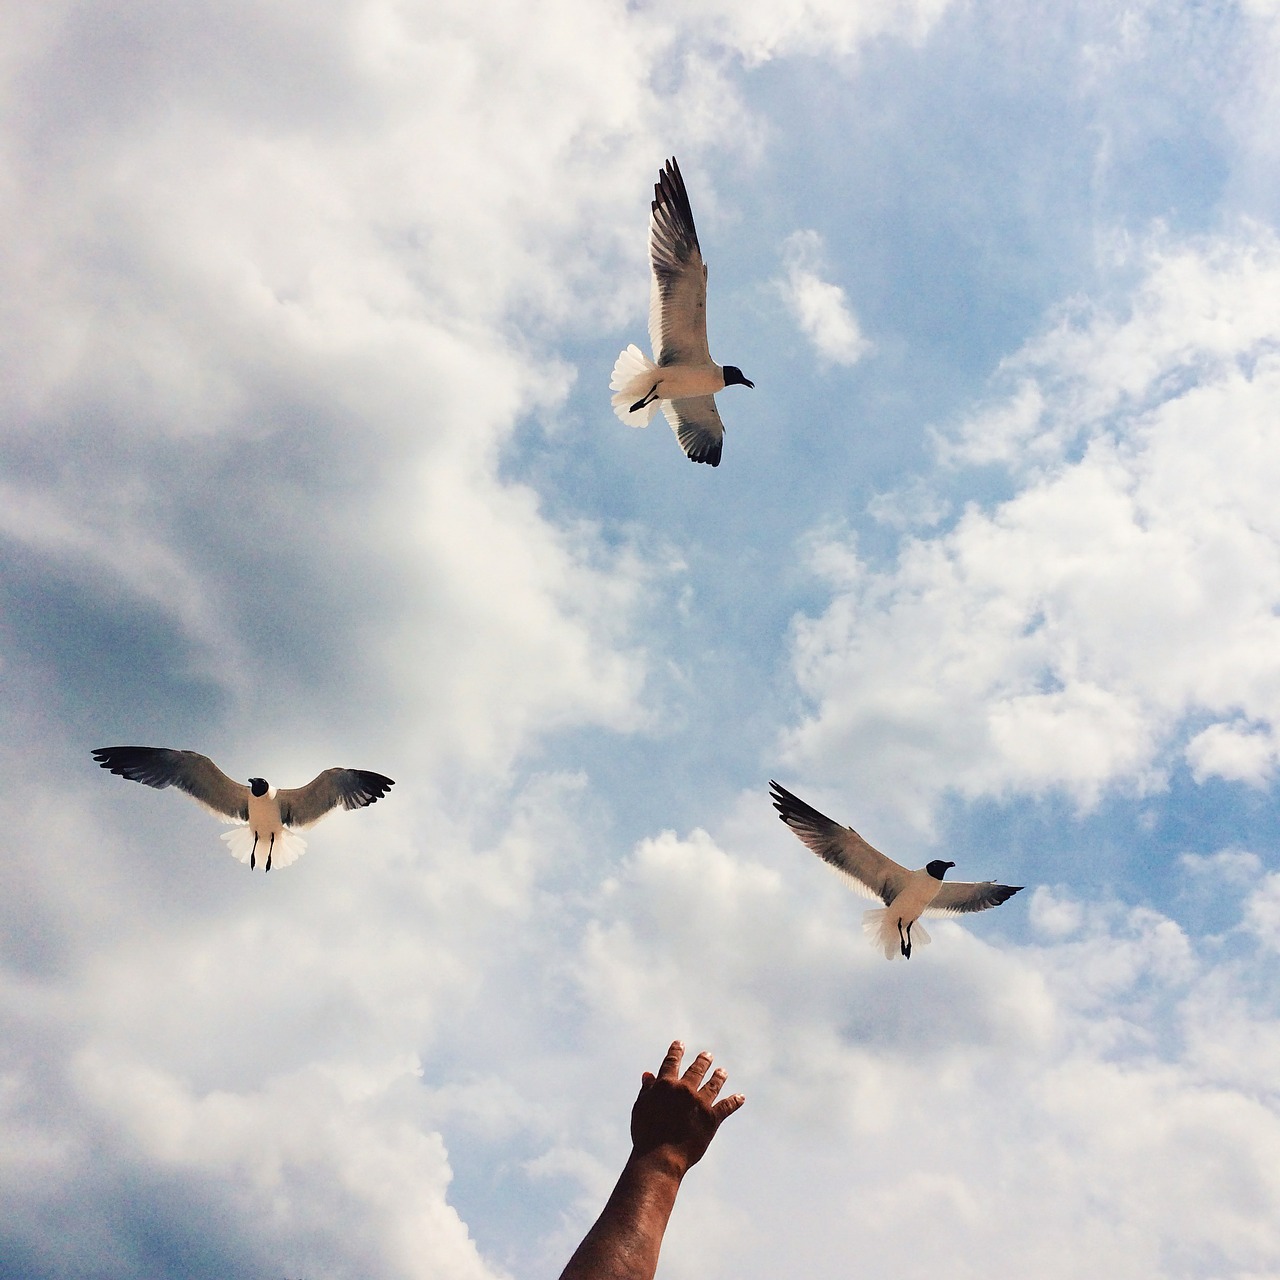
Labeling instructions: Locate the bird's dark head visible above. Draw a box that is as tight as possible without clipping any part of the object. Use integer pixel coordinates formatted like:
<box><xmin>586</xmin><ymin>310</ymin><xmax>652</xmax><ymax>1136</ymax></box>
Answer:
<box><xmin>722</xmin><ymin>365</ymin><xmax>754</xmax><ymax>389</ymax></box>
<box><xmin>248</xmin><ymin>777</ymin><xmax>270</xmax><ymax>797</ymax></box>
<box><xmin>926</xmin><ymin>859</ymin><xmax>956</xmax><ymax>881</ymax></box>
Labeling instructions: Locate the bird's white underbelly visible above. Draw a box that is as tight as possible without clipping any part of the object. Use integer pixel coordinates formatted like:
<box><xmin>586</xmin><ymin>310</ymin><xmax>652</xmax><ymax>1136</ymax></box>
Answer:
<box><xmin>247</xmin><ymin>791</ymin><xmax>284</xmax><ymax>837</ymax></box>
<box><xmin>656</xmin><ymin>365</ymin><xmax>724</xmax><ymax>400</ymax></box>
<box><xmin>888</xmin><ymin>874</ymin><xmax>943</xmax><ymax>924</ymax></box>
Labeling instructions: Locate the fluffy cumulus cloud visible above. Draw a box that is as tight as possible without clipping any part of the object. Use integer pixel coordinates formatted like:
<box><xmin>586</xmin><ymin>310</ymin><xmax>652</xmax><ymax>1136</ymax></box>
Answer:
<box><xmin>5</xmin><ymin>1051</ymin><xmax>493</xmax><ymax>1280</ymax></box>
<box><xmin>785</xmin><ymin>227</ymin><xmax>1280</xmax><ymax>819</ymax></box>
<box><xmin>1</xmin><ymin>0</ymin><xmax>962</xmax><ymax>1272</ymax></box>
<box><xmin>0</xmin><ymin>0</ymin><xmax>683</xmax><ymax>778</ymax></box>
<box><xmin>0</xmin><ymin>744</ymin><xmax>571</xmax><ymax>1277</ymax></box>
<box><xmin>0</xmin><ymin>3</ymin><xmax>646</xmax><ymax>1277</ymax></box>
<box><xmin>555</xmin><ymin>823</ymin><xmax>1280</xmax><ymax>1280</ymax></box>
<box><xmin>778</xmin><ymin>230</ymin><xmax>873</xmax><ymax>367</ymax></box>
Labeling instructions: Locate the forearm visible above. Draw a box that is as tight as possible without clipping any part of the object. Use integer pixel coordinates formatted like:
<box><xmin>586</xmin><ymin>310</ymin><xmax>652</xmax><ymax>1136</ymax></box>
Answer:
<box><xmin>557</xmin><ymin>1149</ymin><xmax>686</xmax><ymax>1280</ymax></box>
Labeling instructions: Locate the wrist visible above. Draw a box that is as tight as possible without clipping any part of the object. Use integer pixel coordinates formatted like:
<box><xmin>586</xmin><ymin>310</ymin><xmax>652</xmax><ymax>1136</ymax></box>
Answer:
<box><xmin>626</xmin><ymin>1143</ymin><xmax>692</xmax><ymax>1184</ymax></box>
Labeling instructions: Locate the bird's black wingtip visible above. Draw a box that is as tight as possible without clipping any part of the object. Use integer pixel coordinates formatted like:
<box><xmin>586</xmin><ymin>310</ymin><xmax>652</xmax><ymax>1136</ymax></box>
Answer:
<box><xmin>354</xmin><ymin>770</ymin><xmax>396</xmax><ymax>804</ymax></box>
<box><xmin>652</xmin><ymin>157</ymin><xmax>697</xmax><ymax>239</ymax></box>
<box><xmin>768</xmin><ymin>780</ymin><xmax>801</xmax><ymax>819</ymax></box>
<box><xmin>988</xmin><ymin>883</ymin><xmax>1024</xmax><ymax>907</ymax></box>
<box><xmin>685</xmin><ymin>438</ymin><xmax>723</xmax><ymax>466</ymax></box>
<box><xmin>91</xmin><ymin>746</ymin><xmax>138</xmax><ymax>773</ymax></box>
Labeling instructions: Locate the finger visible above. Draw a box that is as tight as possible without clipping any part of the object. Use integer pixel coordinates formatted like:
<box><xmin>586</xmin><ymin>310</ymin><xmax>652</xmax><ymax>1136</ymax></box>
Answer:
<box><xmin>657</xmin><ymin>1040</ymin><xmax>684</xmax><ymax>1081</ymax></box>
<box><xmin>712</xmin><ymin>1093</ymin><xmax>745</xmax><ymax>1123</ymax></box>
<box><xmin>639</xmin><ymin>1070</ymin><xmax>656</xmax><ymax>1091</ymax></box>
<box><xmin>699</xmin><ymin>1066</ymin><xmax>728</xmax><ymax>1101</ymax></box>
<box><xmin>682</xmin><ymin>1050</ymin><xmax>713</xmax><ymax>1089</ymax></box>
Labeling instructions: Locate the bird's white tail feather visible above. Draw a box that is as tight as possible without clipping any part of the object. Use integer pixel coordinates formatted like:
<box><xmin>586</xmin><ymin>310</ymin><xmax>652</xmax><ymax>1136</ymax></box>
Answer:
<box><xmin>610</xmin><ymin>344</ymin><xmax>661</xmax><ymax>426</ymax></box>
<box><xmin>220</xmin><ymin>825</ymin><xmax>307</xmax><ymax>870</ymax></box>
<box><xmin>862</xmin><ymin>908</ymin><xmax>931</xmax><ymax>960</ymax></box>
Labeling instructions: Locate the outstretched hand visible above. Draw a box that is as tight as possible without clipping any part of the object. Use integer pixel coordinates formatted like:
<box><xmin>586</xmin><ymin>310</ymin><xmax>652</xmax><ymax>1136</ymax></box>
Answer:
<box><xmin>557</xmin><ymin>1040</ymin><xmax>745</xmax><ymax>1280</ymax></box>
<box><xmin>630</xmin><ymin>1040</ymin><xmax>745</xmax><ymax>1176</ymax></box>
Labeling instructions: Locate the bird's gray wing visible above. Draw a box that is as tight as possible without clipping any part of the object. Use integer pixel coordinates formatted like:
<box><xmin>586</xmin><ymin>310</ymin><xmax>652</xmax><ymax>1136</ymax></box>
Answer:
<box><xmin>92</xmin><ymin>746</ymin><xmax>249</xmax><ymax>820</ymax></box>
<box><xmin>769</xmin><ymin>781</ymin><xmax>911</xmax><ymax>906</ymax></box>
<box><xmin>276</xmin><ymin>768</ymin><xmax>395</xmax><ymax>829</ymax></box>
<box><xmin>660</xmin><ymin>396</ymin><xmax>724</xmax><ymax>466</ymax></box>
<box><xmin>924</xmin><ymin>881</ymin><xmax>1024</xmax><ymax>916</ymax></box>
<box><xmin>647</xmin><ymin>157</ymin><xmax>711</xmax><ymax>367</ymax></box>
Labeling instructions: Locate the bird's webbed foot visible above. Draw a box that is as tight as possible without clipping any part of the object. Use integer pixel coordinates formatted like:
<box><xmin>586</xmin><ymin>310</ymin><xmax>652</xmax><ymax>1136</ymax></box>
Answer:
<box><xmin>898</xmin><ymin>918</ymin><xmax>912</xmax><ymax>959</ymax></box>
<box><xmin>265</xmin><ymin>832</ymin><xmax>275</xmax><ymax>873</ymax></box>
<box><xmin>250</xmin><ymin>832</ymin><xmax>259</xmax><ymax>871</ymax></box>
<box><xmin>630</xmin><ymin>384</ymin><xmax>659</xmax><ymax>412</ymax></box>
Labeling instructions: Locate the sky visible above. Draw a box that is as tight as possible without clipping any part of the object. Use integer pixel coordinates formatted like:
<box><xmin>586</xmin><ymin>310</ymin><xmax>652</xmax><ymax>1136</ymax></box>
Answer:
<box><xmin>3</xmin><ymin>0</ymin><xmax>1280</xmax><ymax>1276</ymax></box>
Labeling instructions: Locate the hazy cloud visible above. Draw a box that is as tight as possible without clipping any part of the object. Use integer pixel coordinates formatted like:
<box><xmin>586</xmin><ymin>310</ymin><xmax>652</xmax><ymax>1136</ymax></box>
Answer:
<box><xmin>785</xmin><ymin>227</ymin><xmax>1280</xmax><ymax>820</ymax></box>
<box><xmin>778</xmin><ymin>230</ymin><xmax>872</xmax><ymax>366</ymax></box>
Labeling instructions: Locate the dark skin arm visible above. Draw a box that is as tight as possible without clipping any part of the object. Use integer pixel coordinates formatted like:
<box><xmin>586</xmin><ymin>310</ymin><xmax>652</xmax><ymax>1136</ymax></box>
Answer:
<box><xmin>557</xmin><ymin>1041</ymin><xmax>745</xmax><ymax>1280</ymax></box>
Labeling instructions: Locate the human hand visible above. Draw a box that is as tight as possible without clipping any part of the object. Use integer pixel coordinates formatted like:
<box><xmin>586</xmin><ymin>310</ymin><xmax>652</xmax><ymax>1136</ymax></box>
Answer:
<box><xmin>629</xmin><ymin>1040</ymin><xmax>745</xmax><ymax>1177</ymax></box>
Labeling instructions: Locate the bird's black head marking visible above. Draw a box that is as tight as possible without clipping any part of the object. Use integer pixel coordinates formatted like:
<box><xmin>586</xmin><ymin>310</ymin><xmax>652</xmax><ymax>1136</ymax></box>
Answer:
<box><xmin>926</xmin><ymin>859</ymin><xmax>956</xmax><ymax>881</ymax></box>
<box><xmin>722</xmin><ymin>365</ymin><xmax>754</xmax><ymax>389</ymax></box>
<box><xmin>248</xmin><ymin>777</ymin><xmax>269</xmax><ymax>797</ymax></box>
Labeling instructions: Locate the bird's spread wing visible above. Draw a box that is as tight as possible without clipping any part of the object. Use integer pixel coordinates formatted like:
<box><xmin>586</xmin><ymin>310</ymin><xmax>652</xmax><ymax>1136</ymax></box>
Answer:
<box><xmin>276</xmin><ymin>768</ymin><xmax>394</xmax><ymax>829</ymax></box>
<box><xmin>92</xmin><ymin>746</ymin><xmax>249</xmax><ymax>820</ymax></box>
<box><xmin>661</xmin><ymin>396</ymin><xmax>724</xmax><ymax>466</ymax></box>
<box><xmin>925</xmin><ymin>881</ymin><xmax>1024</xmax><ymax>916</ymax></box>
<box><xmin>769</xmin><ymin>781</ymin><xmax>910</xmax><ymax>906</ymax></box>
<box><xmin>648</xmin><ymin>157</ymin><xmax>710</xmax><ymax>368</ymax></box>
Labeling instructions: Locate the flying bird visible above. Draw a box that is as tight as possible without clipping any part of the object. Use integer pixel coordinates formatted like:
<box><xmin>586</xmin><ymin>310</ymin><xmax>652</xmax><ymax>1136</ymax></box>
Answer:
<box><xmin>769</xmin><ymin>781</ymin><xmax>1022</xmax><ymax>959</ymax></box>
<box><xmin>611</xmin><ymin>156</ymin><xmax>753</xmax><ymax>467</ymax></box>
<box><xmin>92</xmin><ymin>746</ymin><xmax>394</xmax><ymax>871</ymax></box>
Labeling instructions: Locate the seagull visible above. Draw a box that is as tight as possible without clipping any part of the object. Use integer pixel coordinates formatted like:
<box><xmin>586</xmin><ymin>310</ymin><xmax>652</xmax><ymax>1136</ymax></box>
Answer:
<box><xmin>769</xmin><ymin>781</ymin><xmax>1022</xmax><ymax>959</ymax></box>
<box><xmin>92</xmin><ymin>746</ymin><xmax>394</xmax><ymax>871</ymax></box>
<box><xmin>610</xmin><ymin>156</ymin><xmax>753</xmax><ymax>467</ymax></box>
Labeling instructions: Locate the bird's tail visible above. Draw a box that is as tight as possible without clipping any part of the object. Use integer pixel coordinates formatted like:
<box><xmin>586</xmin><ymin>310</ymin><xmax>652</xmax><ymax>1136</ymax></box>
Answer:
<box><xmin>610</xmin><ymin>345</ymin><xmax>661</xmax><ymax>426</ymax></box>
<box><xmin>220</xmin><ymin>825</ymin><xmax>308</xmax><ymax>871</ymax></box>
<box><xmin>862</xmin><ymin>908</ymin><xmax>931</xmax><ymax>961</ymax></box>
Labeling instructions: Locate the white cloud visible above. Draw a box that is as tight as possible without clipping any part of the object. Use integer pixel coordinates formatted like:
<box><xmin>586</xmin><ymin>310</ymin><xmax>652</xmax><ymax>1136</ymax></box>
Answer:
<box><xmin>14</xmin><ymin>792</ymin><xmax>1237</xmax><ymax>1280</ymax></box>
<box><xmin>553</xmin><ymin>824</ymin><xmax>1280</xmax><ymax>1280</ymax></box>
<box><xmin>1</xmin><ymin>0</ymin><xmax>698</xmax><ymax>778</ymax></box>
<box><xmin>785</xmin><ymin>227</ymin><xmax>1280</xmax><ymax>818</ymax></box>
<box><xmin>0</xmin><ymin>0</ymin><xmax>734</xmax><ymax>1270</ymax></box>
<box><xmin>1180</xmin><ymin>848</ymin><xmax>1265</xmax><ymax>888</ymax></box>
<box><xmin>1243</xmin><ymin>872</ymin><xmax>1280</xmax><ymax>952</ymax></box>
<box><xmin>941</xmin><ymin>233</ymin><xmax>1280</xmax><ymax>471</ymax></box>
<box><xmin>1186</xmin><ymin>720</ymin><xmax>1279</xmax><ymax>786</ymax></box>
<box><xmin>866</xmin><ymin>478</ymin><xmax>952</xmax><ymax>531</ymax></box>
<box><xmin>778</xmin><ymin>230</ymin><xmax>872</xmax><ymax>366</ymax></box>
<box><xmin>654</xmin><ymin>0</ymin><xmax>952</xmax><ymax>65</ymax></box>
<box><xmin>1028</xmin><ymin>884</ymin><xmax>1085</xmax><ymax>938</ymax></box>
<box><xmin>5</xmin><ymin>1048</ymin><xmax>501</xmax><ymax>1280</ymax></box>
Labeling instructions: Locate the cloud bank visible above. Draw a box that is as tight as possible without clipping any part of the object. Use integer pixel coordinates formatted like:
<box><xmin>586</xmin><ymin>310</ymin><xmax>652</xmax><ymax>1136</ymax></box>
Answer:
<box><xmin>785</xmin><ymin>228</ymin><xmax>1280</xmax><ymax>820</ymax></box>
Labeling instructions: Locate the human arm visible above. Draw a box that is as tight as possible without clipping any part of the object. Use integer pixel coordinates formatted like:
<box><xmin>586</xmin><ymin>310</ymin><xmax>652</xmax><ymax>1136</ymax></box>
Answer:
<box><xmin>557</xmin><ymin>1040</ymin><xmax>745</xmax><ymax>1280</ymax></box>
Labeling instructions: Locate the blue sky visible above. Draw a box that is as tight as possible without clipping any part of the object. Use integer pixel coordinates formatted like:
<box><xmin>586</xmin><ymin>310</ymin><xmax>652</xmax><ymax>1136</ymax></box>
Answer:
<box><xmin>4</xmin><ymin>1</ymin><xmax>1280</xmax><ymax>1277</ymax></box>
